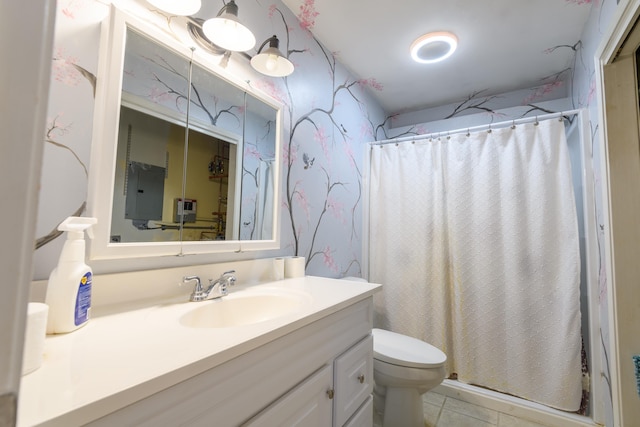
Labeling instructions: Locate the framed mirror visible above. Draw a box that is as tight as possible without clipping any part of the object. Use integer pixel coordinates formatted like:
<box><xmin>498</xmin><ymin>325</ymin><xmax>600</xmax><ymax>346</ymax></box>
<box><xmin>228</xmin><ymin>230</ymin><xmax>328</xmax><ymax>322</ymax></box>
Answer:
<box><xmin>88</xmin><ymin>6</ymin><xmax>281</xmax><ymax>261</ymax></box>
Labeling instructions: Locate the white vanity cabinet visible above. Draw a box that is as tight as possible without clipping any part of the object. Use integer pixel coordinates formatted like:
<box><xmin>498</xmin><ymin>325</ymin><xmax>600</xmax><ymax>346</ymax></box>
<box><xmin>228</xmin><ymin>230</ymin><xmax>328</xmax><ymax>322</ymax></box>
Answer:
<box><xmin>343</xmin><ymin>397</ymin><xmax>373</xmax><ymax>427</ymax></box>
<box><xmin>243</xmin><ymin>364</ymin><xmax>333</xmax><ymax>426</ymax></box>
<box><xmin>245</xmin><ymin>334</ymin><xmax>374</xmax><ymax>427</ymax></box>
<box><xmin>86</xmin><ymin>297</ymin><xmax>374</xmax><ymax>427</ymax></box>
<box><xmin>333</xmin><ymin>334</ymin><xmax>374</xmax><ymax>426</ymax></box>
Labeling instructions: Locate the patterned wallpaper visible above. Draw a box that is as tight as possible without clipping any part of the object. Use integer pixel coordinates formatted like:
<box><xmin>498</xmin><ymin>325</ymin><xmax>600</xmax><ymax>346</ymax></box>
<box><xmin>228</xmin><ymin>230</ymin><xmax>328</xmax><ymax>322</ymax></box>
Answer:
<box><xmin>573</xmin><ymin>2</ymin><xmax>620</xmax><ymax>425</ymax></box>
<box><xmin>35</xmin><ymin>0</ymin><xmax>386</xmax><ymax>280</ymax></box>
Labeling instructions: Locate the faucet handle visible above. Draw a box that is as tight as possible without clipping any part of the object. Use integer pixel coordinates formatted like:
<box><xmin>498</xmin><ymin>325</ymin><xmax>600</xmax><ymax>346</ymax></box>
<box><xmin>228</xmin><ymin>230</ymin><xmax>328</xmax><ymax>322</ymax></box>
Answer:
<box><xmin>221</xmin><ymin>270</ymin><xmax>236</xmax><ymax>285</ymax></box>
<box><xmin>222</xmin><ymin>270</ymin><xmax>237</xmax><ymax>293</ymax></box>
<box><xmin>184</xmin><ymin>275</ymin><xmax>206</xmax><ymax>301</ymax></box>
<box><xmin>183</xmin><ymin>275</ymin><xmax>203</xmax><ymax>292</ymax></box>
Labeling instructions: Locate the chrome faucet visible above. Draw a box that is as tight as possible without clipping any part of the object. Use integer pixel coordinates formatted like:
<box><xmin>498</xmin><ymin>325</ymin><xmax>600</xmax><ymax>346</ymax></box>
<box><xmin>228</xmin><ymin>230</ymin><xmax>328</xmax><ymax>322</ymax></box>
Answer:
<box><xmin>183</xmin><ymin>270</ymin><xmax>236</xmax><ymax>302</ymax></box>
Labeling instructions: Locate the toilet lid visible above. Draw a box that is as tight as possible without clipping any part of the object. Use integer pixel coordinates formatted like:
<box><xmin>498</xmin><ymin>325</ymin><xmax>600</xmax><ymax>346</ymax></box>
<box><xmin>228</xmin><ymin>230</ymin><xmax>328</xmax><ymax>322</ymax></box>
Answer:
<box><xmin>372</xmin><ymin>328</ymin><xmax>447</xmax><ymax>369</ymax></box>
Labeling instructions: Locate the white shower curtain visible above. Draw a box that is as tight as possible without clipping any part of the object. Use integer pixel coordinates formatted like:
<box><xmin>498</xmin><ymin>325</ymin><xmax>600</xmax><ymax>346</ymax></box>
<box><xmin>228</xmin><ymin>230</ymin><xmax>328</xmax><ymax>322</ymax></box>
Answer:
<box><xmin>256</xmin><ymin>159</ymin><xmax>274</xmax><ymax>240</ymax></box>
<box><xmin>369</xmin><ymin>118</ymin><xmax>582</xmax><ymax>411</ymax></box>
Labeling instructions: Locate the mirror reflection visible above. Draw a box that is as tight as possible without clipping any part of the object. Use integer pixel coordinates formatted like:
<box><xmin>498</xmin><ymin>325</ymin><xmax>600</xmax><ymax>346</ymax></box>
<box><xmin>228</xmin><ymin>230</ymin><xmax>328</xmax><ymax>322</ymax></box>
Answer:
<box><xmin>240</xmin><ymin>93</ymin><xmax>278</xmax><ymax>240</ymax></box>
<box><xmin>108</xmin><ymin>28</ymin><xmax>276</xmax><ymax>245</ymax></box>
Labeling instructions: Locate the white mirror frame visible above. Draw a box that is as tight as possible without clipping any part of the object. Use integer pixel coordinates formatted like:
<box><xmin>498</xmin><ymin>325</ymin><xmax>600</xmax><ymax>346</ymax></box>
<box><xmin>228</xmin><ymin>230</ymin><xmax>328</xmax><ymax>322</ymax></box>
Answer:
<box><xmin>87</xmin><ymin>5</ymin><xmax>282</xmax><ymax>261</ymax></box>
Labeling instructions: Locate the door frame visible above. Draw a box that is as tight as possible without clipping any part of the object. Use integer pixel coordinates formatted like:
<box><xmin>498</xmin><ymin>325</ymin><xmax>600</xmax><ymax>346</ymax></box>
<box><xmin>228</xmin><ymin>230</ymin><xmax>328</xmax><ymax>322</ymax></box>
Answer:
<box><xmin>595</xmin><ymin>0</ymin><xmax>640</xmax><ymax>425</ymax></box>
<box><xmin>0</xmin><ymin>0</ymin><xmax>56</xmax><ymax>425</ymax></box>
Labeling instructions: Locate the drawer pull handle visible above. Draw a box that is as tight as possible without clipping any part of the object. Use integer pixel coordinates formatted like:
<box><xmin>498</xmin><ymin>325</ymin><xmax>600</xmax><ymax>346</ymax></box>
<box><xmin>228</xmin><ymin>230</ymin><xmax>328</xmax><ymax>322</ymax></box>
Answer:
<box><xmin>327</xmin><ymin>388</ymin><xmax>334</xmax><ymax>399</ymax></box>
<box><xmin>358</xmin><ymin>374</ymin><xmax>365</xmax><ymax>384</ymax></box>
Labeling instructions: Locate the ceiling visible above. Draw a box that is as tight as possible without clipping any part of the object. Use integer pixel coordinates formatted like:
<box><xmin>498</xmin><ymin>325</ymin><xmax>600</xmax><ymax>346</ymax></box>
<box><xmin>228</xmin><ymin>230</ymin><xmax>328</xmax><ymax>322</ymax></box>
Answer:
<box><xmin>280</xmin><ymin>0</ymin><xmax>593</xmax><ymax>117</ymax></box>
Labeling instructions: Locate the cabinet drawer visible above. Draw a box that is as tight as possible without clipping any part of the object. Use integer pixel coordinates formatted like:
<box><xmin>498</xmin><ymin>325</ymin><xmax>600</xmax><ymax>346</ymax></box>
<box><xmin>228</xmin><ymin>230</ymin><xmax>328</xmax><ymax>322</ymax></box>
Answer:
<box><xmin>343</xmin><ymin>396</ymin><xmax>373</xmax><ymax>427</ymax></box>
<box><xmin>243</xmin><ymin>365</ymin><xmax>333</xmax><ymax>427</ymax></box>
<box><xmin>333</xmin><ymin>334</ymin><xmax>373</xmax><ymax>427</ymax></box>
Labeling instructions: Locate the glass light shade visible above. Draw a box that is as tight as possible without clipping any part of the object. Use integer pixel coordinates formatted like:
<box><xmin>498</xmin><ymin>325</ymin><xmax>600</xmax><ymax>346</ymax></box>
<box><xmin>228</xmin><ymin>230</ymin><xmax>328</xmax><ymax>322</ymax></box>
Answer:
<box><xmin>146</xmin><ymin>0</ymin><xmax>201</xmax><ymax>16</ymax></box>
<box><xmin>202</xmin><ymin>13</ymin><xmax>256</xmax><ymax>52</ymax></box>
<box><xmin>251</xmin><ymin>47</ymin><xmax>294</xmax><ymax>77</ymax></box>
<box><xmin>410</xmin><ymin>32</ymin><xmax>458</xmax><ymax>64</ymax></box>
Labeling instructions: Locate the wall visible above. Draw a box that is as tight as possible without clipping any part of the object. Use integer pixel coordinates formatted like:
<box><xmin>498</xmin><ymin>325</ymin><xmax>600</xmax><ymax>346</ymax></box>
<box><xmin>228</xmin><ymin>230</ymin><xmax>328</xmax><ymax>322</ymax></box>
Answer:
<box><xmin>573</xmin><ymin>2</ymin><xmax>623</xmax><ymax>425</ymax></box>
<box><xmin>35</xmin><ymin>0</ymin><xmax>386</xmax><ymax>280</ymax></box>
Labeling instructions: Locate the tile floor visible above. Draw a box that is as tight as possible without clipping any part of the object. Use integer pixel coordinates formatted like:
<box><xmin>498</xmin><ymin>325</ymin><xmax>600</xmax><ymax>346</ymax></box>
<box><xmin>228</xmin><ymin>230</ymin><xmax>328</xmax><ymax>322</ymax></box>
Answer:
<box><xmin>374</xmin><ymin>391</ymin><xmax>552</xmax><ymax>427</ymax></box>
<box><xmin>422</xmin><ymin>391</ymin><xmax>552</xmax><ymax>427</ymax></box>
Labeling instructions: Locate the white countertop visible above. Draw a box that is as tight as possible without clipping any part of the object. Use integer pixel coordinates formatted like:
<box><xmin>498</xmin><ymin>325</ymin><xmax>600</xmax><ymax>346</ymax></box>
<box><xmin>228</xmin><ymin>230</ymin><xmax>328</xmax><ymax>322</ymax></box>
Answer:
<box><xmin>18</xmin><ymin>276</ymin><xmax>381</xmax><ymax>427</ymax></box>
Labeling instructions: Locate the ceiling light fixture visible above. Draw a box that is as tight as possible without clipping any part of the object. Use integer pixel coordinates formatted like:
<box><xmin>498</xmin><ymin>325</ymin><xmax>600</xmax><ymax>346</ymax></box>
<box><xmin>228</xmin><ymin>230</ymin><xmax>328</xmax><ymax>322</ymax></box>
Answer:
<box><xmin>250</xmin><ymin>35</ymin><xmax>294</xmax><ymax>77</ymax></box>
<box><xmin>146</xmin><ymin>0</ymin><xmax>202</xmax><ymax>16</ymax></box>
<box><xmin>410</xmin><ymin>32</ymin><xmax>458</xmax><ymax>64</ymax></box>
<box><xmin>202</xmin><ymin>0</ymin><xmax>256</xmax><ymax>52</ymax></box>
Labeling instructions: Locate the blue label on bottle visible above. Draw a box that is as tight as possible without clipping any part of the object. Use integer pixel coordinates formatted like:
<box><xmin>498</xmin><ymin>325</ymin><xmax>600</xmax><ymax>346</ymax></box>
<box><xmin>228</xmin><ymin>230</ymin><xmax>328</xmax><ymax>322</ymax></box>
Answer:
<box><xmin>75</xmin><ymin>272</ymin><xmax>92</xmax><ymax>326</ymax></box>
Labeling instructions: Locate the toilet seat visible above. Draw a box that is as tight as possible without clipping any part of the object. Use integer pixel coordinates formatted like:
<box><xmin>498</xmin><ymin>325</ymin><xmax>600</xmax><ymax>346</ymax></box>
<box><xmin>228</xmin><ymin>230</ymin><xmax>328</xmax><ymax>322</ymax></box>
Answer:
<box><xmin>372</xmin><ymin>328</ymin><xmax>446</xmax><ymax>369</ymax></box>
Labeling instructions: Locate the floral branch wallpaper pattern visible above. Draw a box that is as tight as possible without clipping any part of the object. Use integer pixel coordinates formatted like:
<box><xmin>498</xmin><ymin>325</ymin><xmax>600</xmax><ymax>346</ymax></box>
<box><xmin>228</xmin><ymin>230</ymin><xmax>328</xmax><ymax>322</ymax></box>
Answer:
<box><xmin>36</xmin><ymin>0</ymin><xmax>385</xmax><ymax>280</ymax></box>
<box><xmin>251</xmin><ymin>2</ymin><xmax>387</xmax><ymax>275</ymax></box>
<box><xmin>38</xmin><ymin>0</ymin><xmax>620</xmax><ymax>424</ymax></box>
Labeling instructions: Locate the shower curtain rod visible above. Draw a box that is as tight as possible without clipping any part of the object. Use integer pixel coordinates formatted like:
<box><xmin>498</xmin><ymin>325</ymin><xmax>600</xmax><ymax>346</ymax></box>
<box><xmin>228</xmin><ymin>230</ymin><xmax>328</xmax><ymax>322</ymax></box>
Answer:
<box><xmin>370</xmin><ymin>109</ymin><xmax>581</xmax><ymax>146</ymax></box>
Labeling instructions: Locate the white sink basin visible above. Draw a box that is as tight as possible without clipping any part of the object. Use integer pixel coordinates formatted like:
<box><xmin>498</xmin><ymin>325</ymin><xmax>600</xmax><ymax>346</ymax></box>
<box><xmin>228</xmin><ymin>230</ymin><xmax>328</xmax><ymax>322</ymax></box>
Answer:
<box><xmin>179</xmin><ymin>290</ymin><xmax>311</xmax><ymax>329</ymax></box>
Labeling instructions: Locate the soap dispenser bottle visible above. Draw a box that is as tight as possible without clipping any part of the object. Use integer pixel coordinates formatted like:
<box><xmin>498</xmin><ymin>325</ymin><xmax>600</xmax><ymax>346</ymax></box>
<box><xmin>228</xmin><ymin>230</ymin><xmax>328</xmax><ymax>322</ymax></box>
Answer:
<box><xmin>45</xmin><ymin>216</ymin><xmax>97</xmax><ymax>334</ymax></box>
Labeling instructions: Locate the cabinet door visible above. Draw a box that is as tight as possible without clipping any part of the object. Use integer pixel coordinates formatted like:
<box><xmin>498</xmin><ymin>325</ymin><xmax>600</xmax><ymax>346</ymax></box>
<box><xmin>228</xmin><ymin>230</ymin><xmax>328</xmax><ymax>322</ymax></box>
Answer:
<box><xmin>243</xmin><ymin>365</ymin><xmax>333</xmax><ymax>427</ymax></box>
<box><xmin>333</xmin><ymin>335</ymin><xmax>374</xmax><ymax>426</ymax></box>
<box><xmin>343</xmin><ymin>396</ymin><xmax>373</xmax><ymax>427</ymax></box>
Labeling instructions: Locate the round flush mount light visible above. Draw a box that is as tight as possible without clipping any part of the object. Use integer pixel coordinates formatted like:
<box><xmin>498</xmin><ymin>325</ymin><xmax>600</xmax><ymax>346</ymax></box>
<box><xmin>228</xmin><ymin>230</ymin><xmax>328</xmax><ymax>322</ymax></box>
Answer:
<box><xmin>410</xmin><ymin>32</ymin><xmax>458</xmax><ymax>64</ymax></box>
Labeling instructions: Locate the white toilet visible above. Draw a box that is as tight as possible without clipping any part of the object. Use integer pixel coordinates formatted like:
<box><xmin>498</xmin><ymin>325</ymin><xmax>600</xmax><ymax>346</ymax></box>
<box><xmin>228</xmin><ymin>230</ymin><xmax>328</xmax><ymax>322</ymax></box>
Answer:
<box><xmin>339</xmin><ymin>277</ymin><xmax>447</xmax><ymax>427</ymax></box>
<box><xmin>372</xmin><ymin>328</ymin><xmax>447</xmax><ymax>427</ymax></box>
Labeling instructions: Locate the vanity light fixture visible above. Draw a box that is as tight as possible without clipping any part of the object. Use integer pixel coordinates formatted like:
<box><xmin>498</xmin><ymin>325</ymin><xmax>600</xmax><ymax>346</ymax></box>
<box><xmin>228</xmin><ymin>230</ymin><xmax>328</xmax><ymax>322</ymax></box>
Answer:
<box><xmin>410</xmin><ymin>31</ymin><xmax>458</xmax><ymax>64</ymax></box>
<box><xmin>202</xmin><ymin>0</ymin><xmax>256</xmax><ymax>52</ymax></box>
<box><xmin>250</xmin><ymin>35</ymin><xmax>294</xmax><ymax>77</ymax></box>
<box><xmin>187</xmin><ymin>20</ymin><xmax>294</xmax><ymax>78</ymax></box>
<box><xmin>146</xmin><ymin>0</ymin><xmax>202</xmax><ymax>16</ymax></box>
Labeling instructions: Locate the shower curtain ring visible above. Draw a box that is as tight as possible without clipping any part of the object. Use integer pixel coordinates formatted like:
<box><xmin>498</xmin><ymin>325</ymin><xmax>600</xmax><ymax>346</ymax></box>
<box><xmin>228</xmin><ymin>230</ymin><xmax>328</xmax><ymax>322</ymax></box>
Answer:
<box><xmin>447</xmin><ymin>132</ymin><xmax>451</xmax><ymax>140</ymax></box>
<box><xmin>511</xmin><ymin>120</ymin><xmax>516</xmax><ymax>130</ymax></box>
<box><xmin>487</xmin><ymin>124</ymin><xmax>492</xmax><ymax>134</ymax></box>
<box><xmin>534</xmin><ymin>116</ymin><xmax>539</xmax><ymax>126</ymax></box>
<box><xmin>466</xmin><ymin>129</ymin><xmax>470</xmax><ymax>137</ymax></box>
